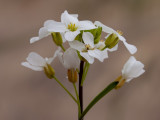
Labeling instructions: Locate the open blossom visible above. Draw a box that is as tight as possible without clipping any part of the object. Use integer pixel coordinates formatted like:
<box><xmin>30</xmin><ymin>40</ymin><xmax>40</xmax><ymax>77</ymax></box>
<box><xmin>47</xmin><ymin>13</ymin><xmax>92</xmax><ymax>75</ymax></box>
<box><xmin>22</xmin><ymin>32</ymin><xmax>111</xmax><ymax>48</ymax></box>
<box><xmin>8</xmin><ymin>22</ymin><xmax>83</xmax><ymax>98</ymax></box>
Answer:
<box><xmin>69</xmin><ymin>32</ymin><xmax>108</xmax><ymax>64</ymax></box>
<box><xmin>45</xmin><ymin>10</ymin><xmax>96</xmax><ymax>42</ymax></box>
<box><xmin>116</xmin><ymin>56</ymin><xmax>145</xmax><ymax>89</ymax></box>
<box><xmin>57</xmin><ymin>48</ymin><xmax>80</xmax><ymax>83</ymax></box>
<box><xmin>21</xmin><ymin>48</ymin><xmax>60</xmax><ymax>71</ymax></box>
<box><xmin>122</xmin><ymin>56</ymin><xmax>145</xmax><ymax>82</ymax></box>
<box><xmin>94</xmin><ymin>21</ymin><xmax>137</xmax><ymax>54</ymax></box>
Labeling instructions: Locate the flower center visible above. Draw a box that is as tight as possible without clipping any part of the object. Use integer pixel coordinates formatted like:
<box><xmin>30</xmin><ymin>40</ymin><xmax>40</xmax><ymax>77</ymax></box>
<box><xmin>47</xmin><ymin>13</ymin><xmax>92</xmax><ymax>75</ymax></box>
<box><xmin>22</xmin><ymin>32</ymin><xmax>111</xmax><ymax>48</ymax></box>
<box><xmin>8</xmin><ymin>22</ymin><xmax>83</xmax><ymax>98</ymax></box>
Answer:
<box><xmin>82</xmin><ymin>44</ymin><xmax>94</xmax><ymax>52</ymax></box>
<box><xmin>117</xmin><ymin>30</ymin><xmax>123</xmax><ymax>36</ymax></box>
<box><xmin>68</xmin><ymin>23</ymin><xmax>78</xmax><ymax>32</ymax></box>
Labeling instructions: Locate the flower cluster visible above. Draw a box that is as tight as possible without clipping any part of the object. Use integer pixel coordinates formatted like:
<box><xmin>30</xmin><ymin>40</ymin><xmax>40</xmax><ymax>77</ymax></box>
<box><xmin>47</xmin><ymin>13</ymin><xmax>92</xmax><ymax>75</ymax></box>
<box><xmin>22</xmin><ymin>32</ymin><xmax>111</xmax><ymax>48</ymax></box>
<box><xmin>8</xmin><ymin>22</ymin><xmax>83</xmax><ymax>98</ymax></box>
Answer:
<box><xmin>22</xmin><ymin>10</ymin><xmax>144</xmax><ymax>84</ymax></box>
<box><xmin>21</xmin><ymin>10</ymin><xmax>145</xmax><ymax>119</ymax></box>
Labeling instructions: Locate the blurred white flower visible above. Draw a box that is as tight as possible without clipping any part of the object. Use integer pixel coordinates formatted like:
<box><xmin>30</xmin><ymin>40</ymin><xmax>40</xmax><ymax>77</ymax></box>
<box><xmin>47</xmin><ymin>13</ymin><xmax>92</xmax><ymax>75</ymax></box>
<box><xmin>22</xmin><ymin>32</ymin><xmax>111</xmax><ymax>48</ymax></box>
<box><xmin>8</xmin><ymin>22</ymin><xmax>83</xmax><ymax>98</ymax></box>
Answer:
<box><xmin>21</xmin><ymin>48</ymin><xmax>60</xmax><ymax>71</ymax></box>
<box><xmin>94</xmin><ymin>21</ymin><xmax>137</xmax><ymax>54</ymax></box>
<box><xmin>57</xmin><ymin>48</ymin><xmax>80</xmax><ymax>83</ymax></box>
<box><xmin>69</xmin><ymin>32</ymin><xmax>108</xmax><ymax>64</ymax></box>
<box><xmin>57</xmin><ymin>48</ymin><xmax>80</xmax><ymax>70</ymax></box>
<box><xmin>45</xmin><ymin>10</ymin><xmax>96</xmax><ymax>42</ymax></box>
<box><xmin>122</xmin><ymin>56</ymin><xmax>145</xmax><ymax>82</ymax></box>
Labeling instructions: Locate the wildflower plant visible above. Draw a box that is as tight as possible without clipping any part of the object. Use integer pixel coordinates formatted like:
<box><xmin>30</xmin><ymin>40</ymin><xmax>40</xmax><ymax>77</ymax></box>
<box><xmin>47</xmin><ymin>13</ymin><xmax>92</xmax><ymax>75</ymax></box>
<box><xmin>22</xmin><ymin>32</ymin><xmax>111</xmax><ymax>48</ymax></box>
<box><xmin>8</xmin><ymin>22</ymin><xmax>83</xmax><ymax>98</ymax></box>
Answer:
<box><xmin>22</xmin><ymin>10</ymin><xmax>145</xmax><ymax>120</ymax></box>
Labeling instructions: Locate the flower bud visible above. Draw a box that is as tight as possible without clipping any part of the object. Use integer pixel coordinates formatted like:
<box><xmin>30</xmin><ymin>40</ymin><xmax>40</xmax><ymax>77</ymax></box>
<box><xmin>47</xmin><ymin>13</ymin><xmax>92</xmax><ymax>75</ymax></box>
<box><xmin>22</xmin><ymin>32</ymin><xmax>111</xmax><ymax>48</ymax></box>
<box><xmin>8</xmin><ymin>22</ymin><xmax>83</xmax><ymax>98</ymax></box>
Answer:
<box><xmin>67</xmin><ymin>69</ymin><xmax>78</xmax><ymax>83</ymax></box>
<box><xmin>105</xmin><ymin>33</ymin><xmax>119</xmax><ymax>49</ymax></box>
<box><xmin>44</xmin><ymin>64</ymin><xmax>55</xmax><ymax>79</ymax></box>
<box><xmin>51</xmin><ymin>32</ymin><xmax>63</xmax><ymax>46</ymax></box>
<box><xmin>114</xmin><ymin>76</ymin><xmax>125</xmax><ymax>89</ymax></box>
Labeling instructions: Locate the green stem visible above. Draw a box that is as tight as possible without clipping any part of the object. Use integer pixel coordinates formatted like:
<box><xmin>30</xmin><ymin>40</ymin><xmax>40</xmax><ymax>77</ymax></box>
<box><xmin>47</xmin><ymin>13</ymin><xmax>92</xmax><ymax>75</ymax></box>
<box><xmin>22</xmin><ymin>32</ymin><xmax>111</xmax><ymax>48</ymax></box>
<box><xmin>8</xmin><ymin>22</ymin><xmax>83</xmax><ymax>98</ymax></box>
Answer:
<box><xmin>79</xmin><ymin>81</ymin><xmax>119</xmax><ymax>120</ymax></box>
<box><xmin>79</xmin><ymin>61</ymin><xmax>84</xmax><ymax>118</ymax></box>
<box><xmin>60</xmin><ymin>45</ymin><xmax>65</xmax><ymax>51</ymax></box>
<box><xmin>81</xmin><ymin>62</ymin><xmax>90</xmax><ymax>86</ymax></box>
<box><xmin>53</xmin><ymin>76</ymin><xmax>77</xmax><ymax>104</ymax></box>
<box><xmin>73</xmin><ymin>83</ymin><xmax>81</xmax><ymax>118</ymax></box>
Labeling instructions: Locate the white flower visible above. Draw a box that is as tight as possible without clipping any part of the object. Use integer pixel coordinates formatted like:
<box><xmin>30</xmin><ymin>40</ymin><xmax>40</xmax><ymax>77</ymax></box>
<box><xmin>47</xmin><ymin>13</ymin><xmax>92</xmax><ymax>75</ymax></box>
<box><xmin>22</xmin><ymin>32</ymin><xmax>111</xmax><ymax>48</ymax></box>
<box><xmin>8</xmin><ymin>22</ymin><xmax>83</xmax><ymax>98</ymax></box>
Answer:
<box><xmin>21</xmin><ymin>48</ymin><xmax>60</xmax><ymax>71</ymax></box>
<box><xmin>57</xmin><ymin>48</ymin><xmax>80</xmax><ymax>70</ymax></box>
<box><xmin>122</xmin><ymin>56</ymin><xmax>145</xmax><ymax>82</ymax></box>
<box><xmin>30</xmin><ymin>27</ymin><xmax>50</xmax><ymax>44</ymax></box>
<box><xmin>94</xmin><ymin>21</ymin><xmax>137</xmax><ymax>54</ymax></box>
<box><xmin>57</xmin><ymin>48</ymin><xmax>80</xmax><ymax>83</ymax></box>
<box><xmin>30</xmin><ymin>26</ymin><xmax>66</xmax><ymax>44</ymax></box>
<box><xmin>69</xmin><ymin>32</ymin><xmax>108</xmax><ymax>64</ymax></box>
<box><xmin>45</xmin><ymin>10</ymin><xmax>96</xmax><ymax>42</ymax></box>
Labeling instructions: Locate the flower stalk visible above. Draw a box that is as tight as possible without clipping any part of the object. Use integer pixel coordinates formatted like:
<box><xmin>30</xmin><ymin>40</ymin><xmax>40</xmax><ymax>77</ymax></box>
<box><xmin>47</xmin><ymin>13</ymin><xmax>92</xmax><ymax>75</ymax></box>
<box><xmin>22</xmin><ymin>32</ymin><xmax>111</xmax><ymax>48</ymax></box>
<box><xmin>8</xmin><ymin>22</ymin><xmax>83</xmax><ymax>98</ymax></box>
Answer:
<box><xmin>79</xmin><ymin>61</ymin><xmax>84</xmax><ymax>117</ymax></box>
<box><xmin>73</xmin><ymin>83</ymin><xmax>81</xmax><ymax>119</ymax></box>
<box><xmin>53</xmin><ymin>76</ymin><xmax>77</xmax><ymax>104</ymax></box>
<box><xmin>79</xmin><ymin>81</ymin><xmax>119</xmax><ymax>120</ymax></box>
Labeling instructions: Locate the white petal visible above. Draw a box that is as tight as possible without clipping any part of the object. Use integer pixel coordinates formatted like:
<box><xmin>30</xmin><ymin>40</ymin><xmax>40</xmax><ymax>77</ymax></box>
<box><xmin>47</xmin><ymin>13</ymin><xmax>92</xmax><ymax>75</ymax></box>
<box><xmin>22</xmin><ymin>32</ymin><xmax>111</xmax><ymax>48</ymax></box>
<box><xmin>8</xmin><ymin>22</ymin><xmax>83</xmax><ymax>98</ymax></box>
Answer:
<box><xmin>82</xmin><ymin>32</ymin><xmax>94</xmax><ymax>48</ymax></box>
<box><xmin>88</xmin><ymin>49</ymin><xmax>108</xmax><ymax>62</ymax></box>
<box><xmin>44</xmin><ymin>20</ymin><xmax>67</xmax><ymax>32</ymax></box>
<box><xmin>44</xmin><ymin>20</ymin><xmax>57</xmax><ymax>27</ymax></box>
<box><xmin>61</xmin><ymin>10</ymin><xmax>79</xmax><ymax>26</ymax></box>
<box><xmin>65</xmin><ymin>31</ymin><xmax>80</xmax><ymax>41</ymax></box>
<box><xmin>94</xmin><ymin>41</ymin><xmax>105</xmax><ymax>50</ymax></box>
<box><xmin>78</xmin><ymin>20</ymin><xmax>96</xmax><ymax>30</ymax></box>
<box><xmin>57</xmin><ymin>51</ymin><xmax>64</xmax><ymax>66</ymax></box>
<box><xmin>26</xmin><ymin>52</ymin><xmax>46</xmax><ymax>66</ymax></box>
<box><xmin>117</xmin><ymin>34</ymin><xmax>126</xmax><ymax>41</ymax></box>
<box><xmin>30</xmin><ymin>27</ymin><xmax>50</xmax><ymax>44</ymax></box>
<box><xmin>39</xmin><ymin>27</ymin><xmax>50</xmax><ymax>39</ymax></box>
<box><xmin>122</xmin><ymin>56</ymin><xmax>145</xmax><ymax>80</ymax></box>
<box><xmin>126</xmin><ymin>61</ymin><xmax>144</xmax><ymax>78</ymax></box>
<box><xmin>63</xmin><ymin>48</ymin><xmax>80</xmax><ymax>69</ymax></box>
<box><xmin>69</xmin><ymin>40</ymin><xmax>85</xmax><ymax>51</ymax></box>
<box><xmin>71</xmin><ymin>14</ymin><xmax>78</xmax><ymax>18</ymax></box>
<box><xmin>60</xmin><ymin>33</ymin><xmax>67</xmax><ymax>43</ymax></box>
<box><xmin>21</xmin><ymin>62</ymin><xmax>43</xmax><ymax>71</ymax></box>
<box><xmin>80</xmin><ymin>52</ymin><xmax>94</xmax><ymax>64</ymax></box>
<box><xmin>30</xmin><ymin>37</ymin><xmax>40</xmax><ymax>44</ymax></box>
<box><xmin>107</xmin><ymin>44</ymin><xmax>118</xmax><ymax>52</ymax></box>
<box><xmin>94</xmin><ymin>21</ymin><xmax>116</xmax><ymax>34</ymax></box>
<box><xmin>122</xmin><ymin>41</ymin><xmax>137</xmax><ymax>54</ymax></box>
<box><xmin>122</xmin><ymin>56</ymin><xmax>137</xmax><ymax>77</ymax></box>
<box><xmin>46</xmin><ymin>47</ymin><xmax>61</xmax><ymax>64</ymax></box>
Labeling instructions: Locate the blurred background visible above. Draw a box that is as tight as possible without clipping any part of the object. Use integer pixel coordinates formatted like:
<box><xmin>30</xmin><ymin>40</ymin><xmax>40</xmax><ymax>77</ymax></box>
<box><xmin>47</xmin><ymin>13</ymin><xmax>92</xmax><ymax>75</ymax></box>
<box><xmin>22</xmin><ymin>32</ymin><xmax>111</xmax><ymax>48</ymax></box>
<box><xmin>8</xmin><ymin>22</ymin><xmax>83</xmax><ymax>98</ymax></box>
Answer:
<box><xmin>0</xmin><ymin>0</ymin><xmax>160</xmax><ymax>120</ymax></box>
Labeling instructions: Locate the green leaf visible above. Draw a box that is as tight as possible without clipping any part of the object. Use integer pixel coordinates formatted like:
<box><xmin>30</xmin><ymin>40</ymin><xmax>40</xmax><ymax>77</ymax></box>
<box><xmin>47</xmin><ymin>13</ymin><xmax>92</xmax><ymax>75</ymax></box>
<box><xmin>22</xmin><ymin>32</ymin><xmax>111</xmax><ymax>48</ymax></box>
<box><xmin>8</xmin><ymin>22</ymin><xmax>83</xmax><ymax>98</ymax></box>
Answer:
<box><xmin>75</xmin><ymin>32</ymin><xmax>83</xmax><ymax>42</ymax></box>
<box><xmin>84</xmin><ymin>27</ymin><xmax>102</xmax><ymax>44</ymax></box>
<box><xmin>79</xmin><ymin>81</ymin><xmax>119</xmax><ymax>120</ymax></box>
<box><xmin>81</xmin><ymin>62</ymin><xmax>90</xmax><ymax>86</ymax></box>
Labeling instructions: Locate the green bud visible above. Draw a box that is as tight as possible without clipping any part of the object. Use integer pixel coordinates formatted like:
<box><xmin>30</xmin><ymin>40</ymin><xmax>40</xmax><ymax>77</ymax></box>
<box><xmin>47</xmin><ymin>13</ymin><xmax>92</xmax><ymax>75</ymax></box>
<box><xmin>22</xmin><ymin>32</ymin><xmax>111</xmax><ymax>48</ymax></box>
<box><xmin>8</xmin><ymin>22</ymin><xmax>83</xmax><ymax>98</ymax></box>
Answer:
<box><xmin>51</xmin><ymin>32</ymin><xmax>63</xmax><ymax>46</ymax></box>
<box><xmin>105</xmin><ymin>33</ymin><xmax>119</xmax><ymax>49</ymax></box>
<box><xmin>44</xmin><ymin>64</ymin><xmax>55</xmax><ymax>79</ymax></box>
<box><xmin>67</xmin><ymin>69</ymin><xmax>78</xmax><ymax>83</ymax></box>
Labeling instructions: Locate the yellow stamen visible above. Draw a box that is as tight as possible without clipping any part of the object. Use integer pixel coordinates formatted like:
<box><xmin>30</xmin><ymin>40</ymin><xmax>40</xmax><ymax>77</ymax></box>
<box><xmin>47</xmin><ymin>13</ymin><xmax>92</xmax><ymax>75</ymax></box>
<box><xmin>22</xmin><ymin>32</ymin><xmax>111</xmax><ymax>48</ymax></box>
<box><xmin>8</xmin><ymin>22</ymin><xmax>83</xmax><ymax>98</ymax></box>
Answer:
<box><xmin>68</xmin><ymin>23</ymin><xmax>78</xmax><ymax>31</ymax></box>
<box><xmin>117</xmin><ymin>30</ymin><xmax>123</xmax><ymax>36</ymax></box>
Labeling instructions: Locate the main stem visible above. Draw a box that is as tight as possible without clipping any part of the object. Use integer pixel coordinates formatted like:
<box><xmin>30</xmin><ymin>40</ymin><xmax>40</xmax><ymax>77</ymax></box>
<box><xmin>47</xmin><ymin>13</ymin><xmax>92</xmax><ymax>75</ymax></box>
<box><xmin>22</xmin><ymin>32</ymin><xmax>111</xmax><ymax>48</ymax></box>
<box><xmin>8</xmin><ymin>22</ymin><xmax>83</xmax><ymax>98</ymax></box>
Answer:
<box><xmin>79</xmin><ymin>61</ymin><xmax>84</xmax><ymax>119</ymax></box>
